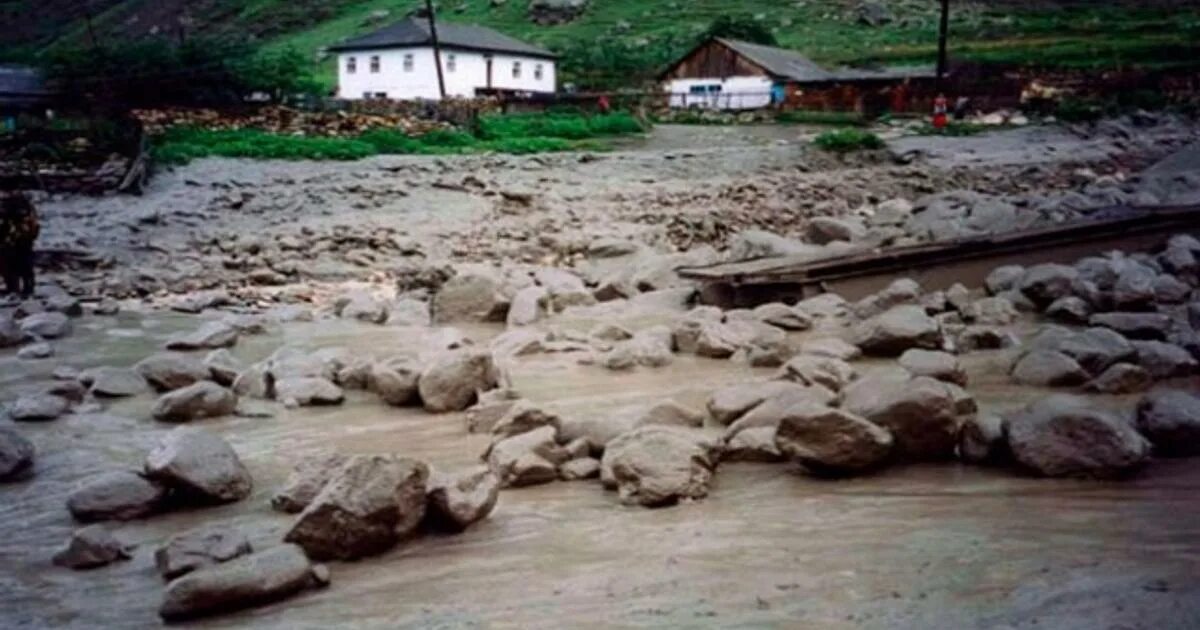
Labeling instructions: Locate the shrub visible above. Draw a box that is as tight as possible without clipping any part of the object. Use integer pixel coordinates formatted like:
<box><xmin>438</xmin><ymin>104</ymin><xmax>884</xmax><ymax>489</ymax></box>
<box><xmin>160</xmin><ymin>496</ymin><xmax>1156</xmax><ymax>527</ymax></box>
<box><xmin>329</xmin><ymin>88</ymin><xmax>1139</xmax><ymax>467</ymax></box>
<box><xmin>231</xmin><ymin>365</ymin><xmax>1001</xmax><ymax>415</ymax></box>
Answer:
<box><xmin>476</xmin><ymin>112</ymin><xmax>643</xmax><ymax>140</ymax></box>
<box><xmin>812</xmin><ymin>129</ymin><xmax>885</xmax><ymax>152</ymax></box>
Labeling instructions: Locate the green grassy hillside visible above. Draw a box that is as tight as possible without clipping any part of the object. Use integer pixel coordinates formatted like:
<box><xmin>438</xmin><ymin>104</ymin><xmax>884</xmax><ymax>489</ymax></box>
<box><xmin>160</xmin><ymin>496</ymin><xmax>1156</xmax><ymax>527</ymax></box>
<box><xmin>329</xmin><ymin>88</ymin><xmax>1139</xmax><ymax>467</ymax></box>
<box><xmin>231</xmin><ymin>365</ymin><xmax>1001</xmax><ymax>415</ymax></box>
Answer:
<box><xmin>5</xmin><ymin>0</ymin><xmax>1199</xmax><ymax>91</ymax></box>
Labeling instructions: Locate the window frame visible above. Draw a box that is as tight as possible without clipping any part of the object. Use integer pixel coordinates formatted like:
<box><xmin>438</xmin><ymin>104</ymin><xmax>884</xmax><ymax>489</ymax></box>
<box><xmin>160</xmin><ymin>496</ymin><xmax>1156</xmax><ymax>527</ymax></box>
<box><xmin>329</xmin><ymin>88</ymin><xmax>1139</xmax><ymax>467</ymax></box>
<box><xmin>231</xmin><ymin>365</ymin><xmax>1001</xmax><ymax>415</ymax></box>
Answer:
<box><xmin>534</xmin><ymin>63</ymin><xmax>543</xmax><ymax>81</ymax></box>
<box><xmin>369</xmin><ymin>55</ymin><xmax>381</xmax><ymax>73</ymax></box>
<box><xmin>346</xmin><ymin>56</ymin><xmax>357</xmax><ymax>74</ymax></box>
<box><xmin>446</xmin><ymin>53</ymin><xmax>456</xmax><ymax>73</ymax></box>
<box><xmin>512</xmin><ymin>61</ymin><xmax>522</xmax><ymax>79</ymax></box>
<box><xmin>403</xmin><ymin>53</ymin><xmax>414</xmax><ymax>72</ymax></box>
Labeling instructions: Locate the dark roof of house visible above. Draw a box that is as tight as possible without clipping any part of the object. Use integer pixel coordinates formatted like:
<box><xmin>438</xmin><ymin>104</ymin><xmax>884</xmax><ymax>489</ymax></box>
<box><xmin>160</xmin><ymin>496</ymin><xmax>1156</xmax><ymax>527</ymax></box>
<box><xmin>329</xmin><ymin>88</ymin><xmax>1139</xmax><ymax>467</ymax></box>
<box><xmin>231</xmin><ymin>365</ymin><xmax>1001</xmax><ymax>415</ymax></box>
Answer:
<box><xmin>328</xmin><ymin>17</ymin><xmax>556</xmax><ymax>59</ymax></box>
<box><xmin>715</xmin><ymin>38</ymin><xmax>833</xmax><ymax>83</ymax></box>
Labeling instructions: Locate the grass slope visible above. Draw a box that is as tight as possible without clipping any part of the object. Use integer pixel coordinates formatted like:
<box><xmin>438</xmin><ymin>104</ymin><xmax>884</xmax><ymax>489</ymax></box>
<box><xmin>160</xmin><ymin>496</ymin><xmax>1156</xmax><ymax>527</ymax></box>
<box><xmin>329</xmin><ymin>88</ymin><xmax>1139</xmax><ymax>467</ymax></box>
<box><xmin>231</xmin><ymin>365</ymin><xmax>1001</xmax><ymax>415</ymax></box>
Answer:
<box><xmin>6</xmin><ymin>1</ymin><xmax>1199</xmax><ymax>89</ymax></box>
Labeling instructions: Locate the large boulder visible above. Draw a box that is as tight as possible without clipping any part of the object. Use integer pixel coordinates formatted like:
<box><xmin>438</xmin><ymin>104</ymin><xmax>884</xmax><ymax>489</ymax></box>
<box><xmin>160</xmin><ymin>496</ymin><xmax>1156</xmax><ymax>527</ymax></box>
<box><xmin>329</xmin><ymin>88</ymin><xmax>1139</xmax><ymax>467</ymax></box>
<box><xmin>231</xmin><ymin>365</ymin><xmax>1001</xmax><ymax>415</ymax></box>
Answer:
<box><xmin>432</xmin><ymin>267</ymin><xmax>507</xmax><ymax>323</ymax></box>
<box><xmin>424</xmin><ymin>466</ymin><xmax>500</xmax><ymax>532</ymax></box>
<box><xmin>599</xmin><ymin>426</ymin><xmax>719</xmax><ymax>507</ymax></box>
<box><xmin>491</xmin><ymin>401</ymin><xmax>561</xmax><ymax>440</ymax></box>
<box><xmin>67</xmin><ymin>470</ymin><xmax>167</xmax><ymax>521</ymax></box>
<box><xmin>774</xmin><ymin>405</ymin><xmax>893</xmax><ymax>475</ymax></box>
<box><xmin>1135</xmin><ymin>390</ymin><xmax>1200</xmax><ymax>456</ymax></box>
<box><xmin>87</xmin><ymin>366</ymin><xmax>149</xmax><ymax>397</ymax></box>
<box><xmin>204</xmin><ymin>350</ymin><xmax>243</xmax><ymax>387</ymax></box>
<box><xmin>151</xmin><ymin>382</ymin><xmax>237</xmax><ymax>422</ymax></box>
<box><xmin>0</xmin><ymin>313</ymin><xmax>23</xmax><ymax>347</ymax></box>
<box><xmin>1028</xmin><ymin>326</ymin><xmax>1135</xmax><ymax>375</ymax></box>
<box><xmin>1010</xmin><ymin>350</ymin><xmax>1089</xmax><ymax>387</ymax></box>
<box><xmin>144</xmin><ymin>427</ymin><xmax>252</xmax><ymax>503</ymax></box>
<box><xmin>135</xmin><ymin>353</ymin><xmax>211</xmax><ymax>392</ymax></box>
<box><xmin>484</xmin><ymin>425</ymin><xmax>566</xmax><ymax>487</ymax></box>
<box><xmin>798</xmin><ymin>337</ymin><xmax>861</xmax><ymax>361</ymax></box>
<box><xmin>752</xmin><ymin>303</ymin><xmax>812</xmax><ymax>331</ymax></box>
<box><xmin>722</xmin><ymin>426</ymin><xmax>785</xmax><ymax>462</ymax></box>
<box><xmin>9</xmin><ymin>394</ymin><xmax>70</xmax><ymax>422</ymax></box>
<box><xmin>0</xmin><ymin>426</ymin><xmax>34</xmax><ymax>481</ymax></box>
<box><xmin>851</xmin><ymin>278</ymin><xmax>920</xmax><ymax>319</ymax></box>
<box><xmin>53</xmin><ymin>525</ymin><xmax>132</xmax><ymax>569</ymax></box>
<box><xmin>155</xmin><ymin>527</ymin><xmax>253</xmax><ymax>580</ymax></box>
<box><xmin>336</xmin><ymin>291</ymin><xmax>389</xmax><ymax>324</ymax></box>
<box><xmin>1088</xmin><ymin>312</ymin><xmax>1171</xmax><ymax>341</ymax></box>
<box><xmin>418</xmin><ymin>350</ymin><xmax>500</xmax><ymax>412</ymax></box>
<box><xmin>724</xmin><ymin>385</ymin><xmax>840</xmax><ymax>436</ymax></box>
<box><xmin>285</xmin><ymin>455</ymin><xmax>428</xmax><ymax>560</ymax></box>
<box><xmin>19</xmin><ymin>312</ymin><xmax>72</xmax><ymax>339</ymax></box>
<box><xmin>775</xmin><ymin>355</ymin><xmax>857</xmax><ymax>392</ymax></box>
<box><xmin>1003</xmin><ymin>395</ymin><xmax>1150</xmax><ymax>477</ymax></box>
<box><xmin>506</xmin><ymin>286</ymin><xmax>547</xmax><ymax>328</ymax></box>
<box><xmin>840</xmin><ymin>375</ymin><xmax>960</xmax><ymax>460</ymax></box>
<box><xmin>985</xmin><ymin>265</ymin><xmax>1025</xmax><ymax>295</ymax></box>
<box><xmin>851</xmin><ymin>305</ymin><xmax>943</xmax><ymax>356</ymax></box>
<box><xmin>1084</xmin><ymin>363</ymin><xmax>1152</xmax><ymax>394</ymax></box>
<box><xmin>165</xmin><ymin>321</ymin><xmax>240</xmax><ymax>351</ymax></box>
<box><xmin>159</xmin><ymin>544</ymin><xmax>321</xmax><ymax>621</ymax></box>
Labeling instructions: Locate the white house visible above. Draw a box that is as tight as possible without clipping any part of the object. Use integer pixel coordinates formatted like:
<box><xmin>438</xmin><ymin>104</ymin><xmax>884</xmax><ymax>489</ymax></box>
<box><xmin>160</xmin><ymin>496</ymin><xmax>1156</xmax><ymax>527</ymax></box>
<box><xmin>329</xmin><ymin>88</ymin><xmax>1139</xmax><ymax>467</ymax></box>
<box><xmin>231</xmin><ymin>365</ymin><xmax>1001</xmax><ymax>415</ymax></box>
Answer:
<box><xmin>329</xmin><ymin>17</ymin><xmax>557</xmax><ymax>101</ymax></box>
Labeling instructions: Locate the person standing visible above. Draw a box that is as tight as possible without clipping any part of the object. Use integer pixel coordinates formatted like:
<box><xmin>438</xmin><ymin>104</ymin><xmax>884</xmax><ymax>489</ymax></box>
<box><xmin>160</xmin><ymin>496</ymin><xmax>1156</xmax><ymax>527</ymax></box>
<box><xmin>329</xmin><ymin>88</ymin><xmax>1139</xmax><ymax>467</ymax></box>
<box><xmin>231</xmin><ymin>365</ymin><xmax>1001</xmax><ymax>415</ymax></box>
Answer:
<box><xmin>0</xmin><ymin>192</ymin><xmax>39</xmax><ymax>298</ymax></box>
<box><xmin>932</xmin><ymin>93</ymin><xmax>949</xmax><ymax>131</ymax></box>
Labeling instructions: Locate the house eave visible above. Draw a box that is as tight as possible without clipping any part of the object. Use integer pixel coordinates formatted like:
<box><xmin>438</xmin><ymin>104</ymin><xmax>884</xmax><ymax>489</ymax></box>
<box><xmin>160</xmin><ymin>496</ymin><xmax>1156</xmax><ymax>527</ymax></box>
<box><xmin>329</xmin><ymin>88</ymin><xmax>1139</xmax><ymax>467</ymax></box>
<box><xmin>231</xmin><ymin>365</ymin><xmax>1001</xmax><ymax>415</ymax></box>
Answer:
<box><xmin>329</xmin><ymin>42</ymin><xmax>558</xmax><ymax>60</ymax></box>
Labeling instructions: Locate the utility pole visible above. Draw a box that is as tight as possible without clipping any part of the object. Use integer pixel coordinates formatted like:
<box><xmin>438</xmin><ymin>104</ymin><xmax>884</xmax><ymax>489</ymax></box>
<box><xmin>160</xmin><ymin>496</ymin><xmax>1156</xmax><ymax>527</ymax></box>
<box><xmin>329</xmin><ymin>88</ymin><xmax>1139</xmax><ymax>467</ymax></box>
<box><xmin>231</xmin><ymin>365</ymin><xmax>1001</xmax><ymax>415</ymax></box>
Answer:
<box><xmin>936</xmin><ymin>0</ymin><xmax>950</xmax><ymax>92</ymax></box>
<box><xmin>425</xmin><ymin>0</ymin><xmax>447</xmax><ymax>100</ymax></box>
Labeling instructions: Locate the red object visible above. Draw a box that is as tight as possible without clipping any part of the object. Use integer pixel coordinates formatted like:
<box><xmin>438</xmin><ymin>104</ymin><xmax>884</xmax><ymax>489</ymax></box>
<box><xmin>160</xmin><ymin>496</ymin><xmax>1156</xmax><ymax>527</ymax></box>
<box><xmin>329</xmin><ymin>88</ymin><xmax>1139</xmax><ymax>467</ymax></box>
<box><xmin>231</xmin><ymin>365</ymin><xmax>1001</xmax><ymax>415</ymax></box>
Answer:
<box><xmin>597</xmin><ymin>95</ymin><xmax>611</xmax><ymax>113</ymax></box>
<box><xmin>932</xmin><ymin>94</ymin><xmax>949</xmax><ymax>129</ymax></box>
<box><xmin>933</xmin><ymin>113</ymin><xmax>948</xmax><ymax>129</ymax></box>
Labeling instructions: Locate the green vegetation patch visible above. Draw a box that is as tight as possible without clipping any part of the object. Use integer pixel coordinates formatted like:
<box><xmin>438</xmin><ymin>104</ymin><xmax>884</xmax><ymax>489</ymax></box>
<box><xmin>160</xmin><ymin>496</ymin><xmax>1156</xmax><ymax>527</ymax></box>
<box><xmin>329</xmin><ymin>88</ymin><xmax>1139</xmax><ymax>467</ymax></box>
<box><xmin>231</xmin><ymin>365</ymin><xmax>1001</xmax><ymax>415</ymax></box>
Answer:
<box><xmin>812</xmin><ymin>128</ymin><xmax>884</xmax><ymax>153</ymax></box>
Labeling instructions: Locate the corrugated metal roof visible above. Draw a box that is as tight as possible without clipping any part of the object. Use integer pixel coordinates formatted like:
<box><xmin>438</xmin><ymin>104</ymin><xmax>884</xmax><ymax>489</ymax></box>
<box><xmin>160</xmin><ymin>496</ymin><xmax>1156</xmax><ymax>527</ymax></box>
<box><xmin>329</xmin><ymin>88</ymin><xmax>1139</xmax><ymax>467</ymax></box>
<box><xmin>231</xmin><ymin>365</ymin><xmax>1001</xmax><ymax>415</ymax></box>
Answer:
<box><xmin>328</xmin><ymin>17</ymin><xmax>556</xmax><ymax>59</ymax></box>
<box><xmin>715</xmin><ymin>38</ymin><xmax>833</xmax><ymax>83</ymax></box>
<box><xmin>826</xmin><ymin>64</ymin><xmax>938</xmax><ymax>81</ymax></box>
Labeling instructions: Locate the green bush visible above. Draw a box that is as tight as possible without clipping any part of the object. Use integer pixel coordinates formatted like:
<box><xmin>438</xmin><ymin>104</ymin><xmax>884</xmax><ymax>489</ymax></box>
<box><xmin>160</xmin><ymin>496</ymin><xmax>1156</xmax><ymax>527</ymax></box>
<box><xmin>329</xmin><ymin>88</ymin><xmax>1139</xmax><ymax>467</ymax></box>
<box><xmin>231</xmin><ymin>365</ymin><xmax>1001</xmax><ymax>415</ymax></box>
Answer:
<box><xmin>812</xmin><ymin>129</ymin><xmax>885</xmax><ymax>152</ymax></box>
<box><xmin>1055</xmin><ymin>97</ymin><xmax>1105</xmax><ymax>123</ymax></box>
<box><xmin>476</xmin><ymin>112</ymin><xmax>643</xmax><ymax>141</ymax></box>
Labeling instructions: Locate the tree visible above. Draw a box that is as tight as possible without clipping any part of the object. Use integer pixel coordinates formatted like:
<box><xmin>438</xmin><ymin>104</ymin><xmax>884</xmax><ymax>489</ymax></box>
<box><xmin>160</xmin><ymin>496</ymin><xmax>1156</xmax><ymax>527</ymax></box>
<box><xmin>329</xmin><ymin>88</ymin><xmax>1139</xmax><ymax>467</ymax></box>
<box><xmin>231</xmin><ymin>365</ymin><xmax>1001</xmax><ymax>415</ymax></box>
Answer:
<box><xmin>703</xmin><ymin>15</ymin><xmax>778</xmax><ymax>46</ymax></box>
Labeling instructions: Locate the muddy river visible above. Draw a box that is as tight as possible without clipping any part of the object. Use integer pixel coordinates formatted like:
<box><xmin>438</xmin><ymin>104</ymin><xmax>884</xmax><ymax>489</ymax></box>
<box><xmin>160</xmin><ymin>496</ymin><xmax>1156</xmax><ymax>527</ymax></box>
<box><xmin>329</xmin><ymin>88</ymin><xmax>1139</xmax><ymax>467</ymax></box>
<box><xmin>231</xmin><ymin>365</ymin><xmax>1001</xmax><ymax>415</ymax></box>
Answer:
<box><xmin>2</xmin><ymin>306</ymin><xmax>1199</xmax><ymax>630</ymax></box>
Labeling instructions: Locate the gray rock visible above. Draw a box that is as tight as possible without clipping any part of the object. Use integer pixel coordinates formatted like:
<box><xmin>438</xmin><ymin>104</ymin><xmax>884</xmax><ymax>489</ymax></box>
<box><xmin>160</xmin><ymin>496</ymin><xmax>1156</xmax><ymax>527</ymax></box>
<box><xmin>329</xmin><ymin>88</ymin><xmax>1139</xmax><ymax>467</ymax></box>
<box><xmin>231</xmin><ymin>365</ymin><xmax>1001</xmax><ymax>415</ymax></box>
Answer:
<box><xmin>776</xmin><ymin>354</ymin><xmax>857</xmax><ymax>392</ymax></box>
<box><xmin>87</xmin><ymin>367</ymin><xmax>149</xmax><ymax>398</ymax></box>
<box><xmin>840</xmin><ymin>375</ymin><xmax>960</xmax><ymax>460</ymax></box>
<box><xmin>752</xmin><ymin>302</ymin><xmax>812</xmax><ymax>331</ymax></box>
<box><xmin>53</xmin><ymin>525</ymin><xmax>131</xmax><ymax>569</ymax></box>
<box><xmin>1135</xmin><ymin>389</ymin><xmax>1200</xmax><ymax>456</ymax></box>
<box><xmin>165</xmin><ymin>321</ymin><xmax>239</xmax><ymax>351</ymax></box>
<box><xmin>418</xmin><ymin>350</ymin><xmax>500</xmax><ymax>412</ymax></box>
<box><xmin>144</xmin><ymin>427</ymin><xmax>252</xmax><ymax>503</ymax></box>
<box><xmin>367</xmin><ymin>360</ymin><xmax>421</xmax><ymax>406</ymax></box>
<box><xmin>9</xmin><ymin>394</ymin><xmax>70</xmax><ymax>421</ymax></box>
<box><xmin>0</xmin><ymin>426</ymin><xmax>34</xmax><ymax>481</ymax></box>
<box><xmin>1132</xmin><ymin>340</ymin><xmax>1198</xmax><ymax>379</ymax></box>
<box><xmin>425</xmin><ymin>466</ymin><xmax>500</xmax><ymax>532</ymax></box>
<box><xmin>491</xmin><ymin>401</ymin><xmax>561</xmax><ymax>439</ymax></box>
<box><xmin>1030</xmin><ymin>326</ymin><xmax>1136</xmax><ymax>375</ymax></box>
<box><xmin>958</xmin><ymin>414</ymin><xmax>1008</xmax><ymax>464</ymax></box>
<box><xmin>558</xmin><ymin>456</ymin><xmax>602</xmax><ymax>479</ymax></box>
<box><xmin>852</xmin><ymin>278</ymin><xmax>920</xmax><ymax>319</ymax></box>
<box><xmin>151</xmin><ymin>382</ymin><xmax>237</xmax><ymax>423</ymax></box>
<box><xmin>707</xmin><ymin>380</ymin><xmax>826</xmax><ymax>425</ymax></box>
<box><xmin>336</xmin><ymin>291</ymin><xmax>389</xmax><ymax>324</ymax></box>
<box><xmin>156</xmin><ymin>527</ymin><xmax>252</xmax><ymax>580</ymax></box>
<box><xmin>432</xmin><ymin>267</ymin><xmax>507</xmax><ymax>323</ymax></box>
<box><xmin>1011</xmin><ymin>349</ymin><xmax>1089</xmax><ymax>387</ymax></box>
<box><xmin>1088</xmin><ymin>312</ymin><xmax>1171</xmax><ymax>341</ymax></box>
<box><xmin>1004</xmin><ymin>395</ymin><xmax>1150</xmax><ymax>477</ymax></box>
<box><xmin>985</xmin><ymin>265</ymin><xmax>1025</xmax><ymax>295</ymax></box>
<box><xmin>274</xmin><ymin>377</ymin><xmax>345</xmax><ymax>407</ymax></box>
<box><xmin>851</xmin><ymin>305</ymin><xmax>943</xmax><ymax>356</ymax></box>
<box><xmin>285</xmin><ymin>455</ymin><xmax>428</xmax><ymax>560</ymax></box>
<box><xmin>67</xmin><ymin>471</ymin><xmax>167</xmax><ymax>521</ymax></box>
<box><xmin>484</xmin><ymin>426</ymin><xmax>565</xmax><ymax>488</ymax></box>
<box><xmin>898</xmin><ymin>349</ymin><xmax>966</xmax><ymax>385</ymax></box>
<box><xmin>17</xmin><ymin>342</ymin><xmax>53</xmax><ymax>360</ymax></box>
<box><xmin>204</xmin><ymin>350</ymin><xmax>243</xmax><ymax>387</ymax></box>
<box><xmin>1112</xmin><ymin>263</ymin><xmax>1157</xmax><ymax>309</ymax></box>
<box><xmin>798</xmin><ymin>337</ymin><xmax>861</xmax><ymax>361</ymax></box>
<box><xmin>635</xmin><ymin>401</ymin><xmax>704</xmax><ymax>429</ymax></box>
<box><xmin>1045</xmin><ymin>296</ymin><xmax>1091</xmax><ymax>324</ymax></box>
<box><xmin>1084</xmin><ymin>363</ymin><xmax>1152</xmax><ymax>394</ymax></box>
<box><xmin>600</xmin><ymin>426</ymin><xmax>719</xmax><ymax>507</ymax></box>
<box><xmin>0</xmin><ymin>313</ymin><xmax>24</xmax><ymax>347</ymax></box>
<box><xmin>806</xmin><ymin>217</ymin><xmax>865</xmax><ymax>244</ymax></box>
<box><xmin>721</xmin><ymin>426</ymin><xmax>784</xmax><ymax>462</ymax></box>
<box><xmin>775</xmin><ymin>405</ymin><xmax>893</xmax><ymax>474</ymax></box>
<box><xmin>506</xmin><ymin>285</ymin><xmax>547</xmax><ymax>328</ymax></box>
<box><xmin>725</xmin><ymin>229</ymin><xmax>814</xmax><ymax>260</ymax></box>
<box><xmin>19</xmin><ymin>312</ymin><xmax>71</xmax><ymax>339</ymax></box>
<box><xmin>1153</xmin><ymin>274</ymin><xmax>1191</xmax><ymax>304</ymax></box>
<box><xmin>963</xmin><ymin>296</ymin><xmax>1019</xmax><ymax>326</ymax></box>
<box><xmin>159</xmin><ymin>544</ymin><xmax>318</xmax><ymax>621</ymax></box>
<box><xmin>1018</xmin><ymin>264</ymin><xmax>1078</xmax><ymax>307</ymax></box>
<box><xmin>271</xmin><ymin>453</ymin><xmax>350</xmax><ymax>514</ymax></box>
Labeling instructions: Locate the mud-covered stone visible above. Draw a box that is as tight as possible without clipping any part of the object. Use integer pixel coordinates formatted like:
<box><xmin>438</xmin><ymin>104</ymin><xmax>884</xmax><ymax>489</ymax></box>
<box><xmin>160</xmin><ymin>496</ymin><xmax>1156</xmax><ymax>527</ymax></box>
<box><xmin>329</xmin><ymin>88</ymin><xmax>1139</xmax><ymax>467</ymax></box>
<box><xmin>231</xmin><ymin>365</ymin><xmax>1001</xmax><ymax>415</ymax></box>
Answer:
<box><xmin>1004</xmin><ymin>394</ymin><xmax>1150</xmax><ymax>477</ymax></box>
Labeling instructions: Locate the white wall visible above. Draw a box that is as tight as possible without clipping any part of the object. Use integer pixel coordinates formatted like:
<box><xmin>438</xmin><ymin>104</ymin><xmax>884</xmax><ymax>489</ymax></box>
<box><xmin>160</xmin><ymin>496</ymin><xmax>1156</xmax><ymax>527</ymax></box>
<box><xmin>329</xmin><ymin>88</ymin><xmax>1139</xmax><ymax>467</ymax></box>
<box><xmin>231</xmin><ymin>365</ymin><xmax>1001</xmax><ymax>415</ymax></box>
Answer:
<box><xmin>337</xmin><ymin>47</ymin><xmax>556</xmax><ymax>100</ymax></box>
<box><xmin>665</xmin><ymin>76</ymin><xmax>774</xmax><ymax>110</ymax></box>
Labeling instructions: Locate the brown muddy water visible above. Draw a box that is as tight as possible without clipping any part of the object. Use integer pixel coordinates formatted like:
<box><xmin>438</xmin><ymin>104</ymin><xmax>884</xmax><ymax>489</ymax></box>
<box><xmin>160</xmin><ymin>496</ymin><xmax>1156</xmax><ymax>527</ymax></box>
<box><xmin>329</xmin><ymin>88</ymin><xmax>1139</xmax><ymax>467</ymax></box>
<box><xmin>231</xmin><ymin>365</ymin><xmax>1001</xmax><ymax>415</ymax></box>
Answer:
<box><xmin>2</xmin><ymin>310</ymin><xmax>1199</xmax><ymax>629</ymax></box>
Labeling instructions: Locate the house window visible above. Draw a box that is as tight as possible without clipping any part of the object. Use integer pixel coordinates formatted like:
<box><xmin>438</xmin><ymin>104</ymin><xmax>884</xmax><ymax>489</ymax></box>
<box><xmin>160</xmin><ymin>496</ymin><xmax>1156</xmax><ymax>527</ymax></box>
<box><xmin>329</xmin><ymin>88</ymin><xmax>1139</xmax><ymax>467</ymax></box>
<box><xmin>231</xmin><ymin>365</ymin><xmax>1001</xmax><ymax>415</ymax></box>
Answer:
<box><xmin>512</xmin><ymin>61</ymin><xmax>521</xmax><ymax>79</ymax></box>
<box><xmin>346</xmin><ymin>56</ymin><xmax>357</xmax><ymax>74</ymax></box>
<box><xmin>446</xmin><ymin>54</ymin><xmax>456</xmax><ymax>73</ymax></box>
<box><xmin>688</xmin><ymin>85</ymin><xmax>707</xmax><ymax>95</ymax></box>
<box><xmin>370</xmin><ymin>55</ymin><xmax>380</xmax><ymax>73</ymax></box>
<box><xmin>374</xmin><ymin>92</ymin><xmax>387</xmax><ymax>99</ymax></box>
<box><xmin>403</xmin><ymin>53</ymin><xmax>414</xmax><ymax>72</ymax></box>
<box><xmin>534</xmin><ymin>63</ymin><xmax>543</xmax><ymax>81</ymax></box>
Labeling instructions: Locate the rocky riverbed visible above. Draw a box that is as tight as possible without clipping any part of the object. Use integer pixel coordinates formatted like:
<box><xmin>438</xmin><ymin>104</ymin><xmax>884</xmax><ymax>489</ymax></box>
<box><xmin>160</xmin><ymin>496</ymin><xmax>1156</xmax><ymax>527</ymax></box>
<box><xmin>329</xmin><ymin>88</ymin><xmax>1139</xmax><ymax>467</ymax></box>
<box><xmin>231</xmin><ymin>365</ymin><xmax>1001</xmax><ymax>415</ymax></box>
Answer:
<box><xmin>3</xmin><ymin>119</ymin><xmax>1200</xmax><ymax>628</ymax></box>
